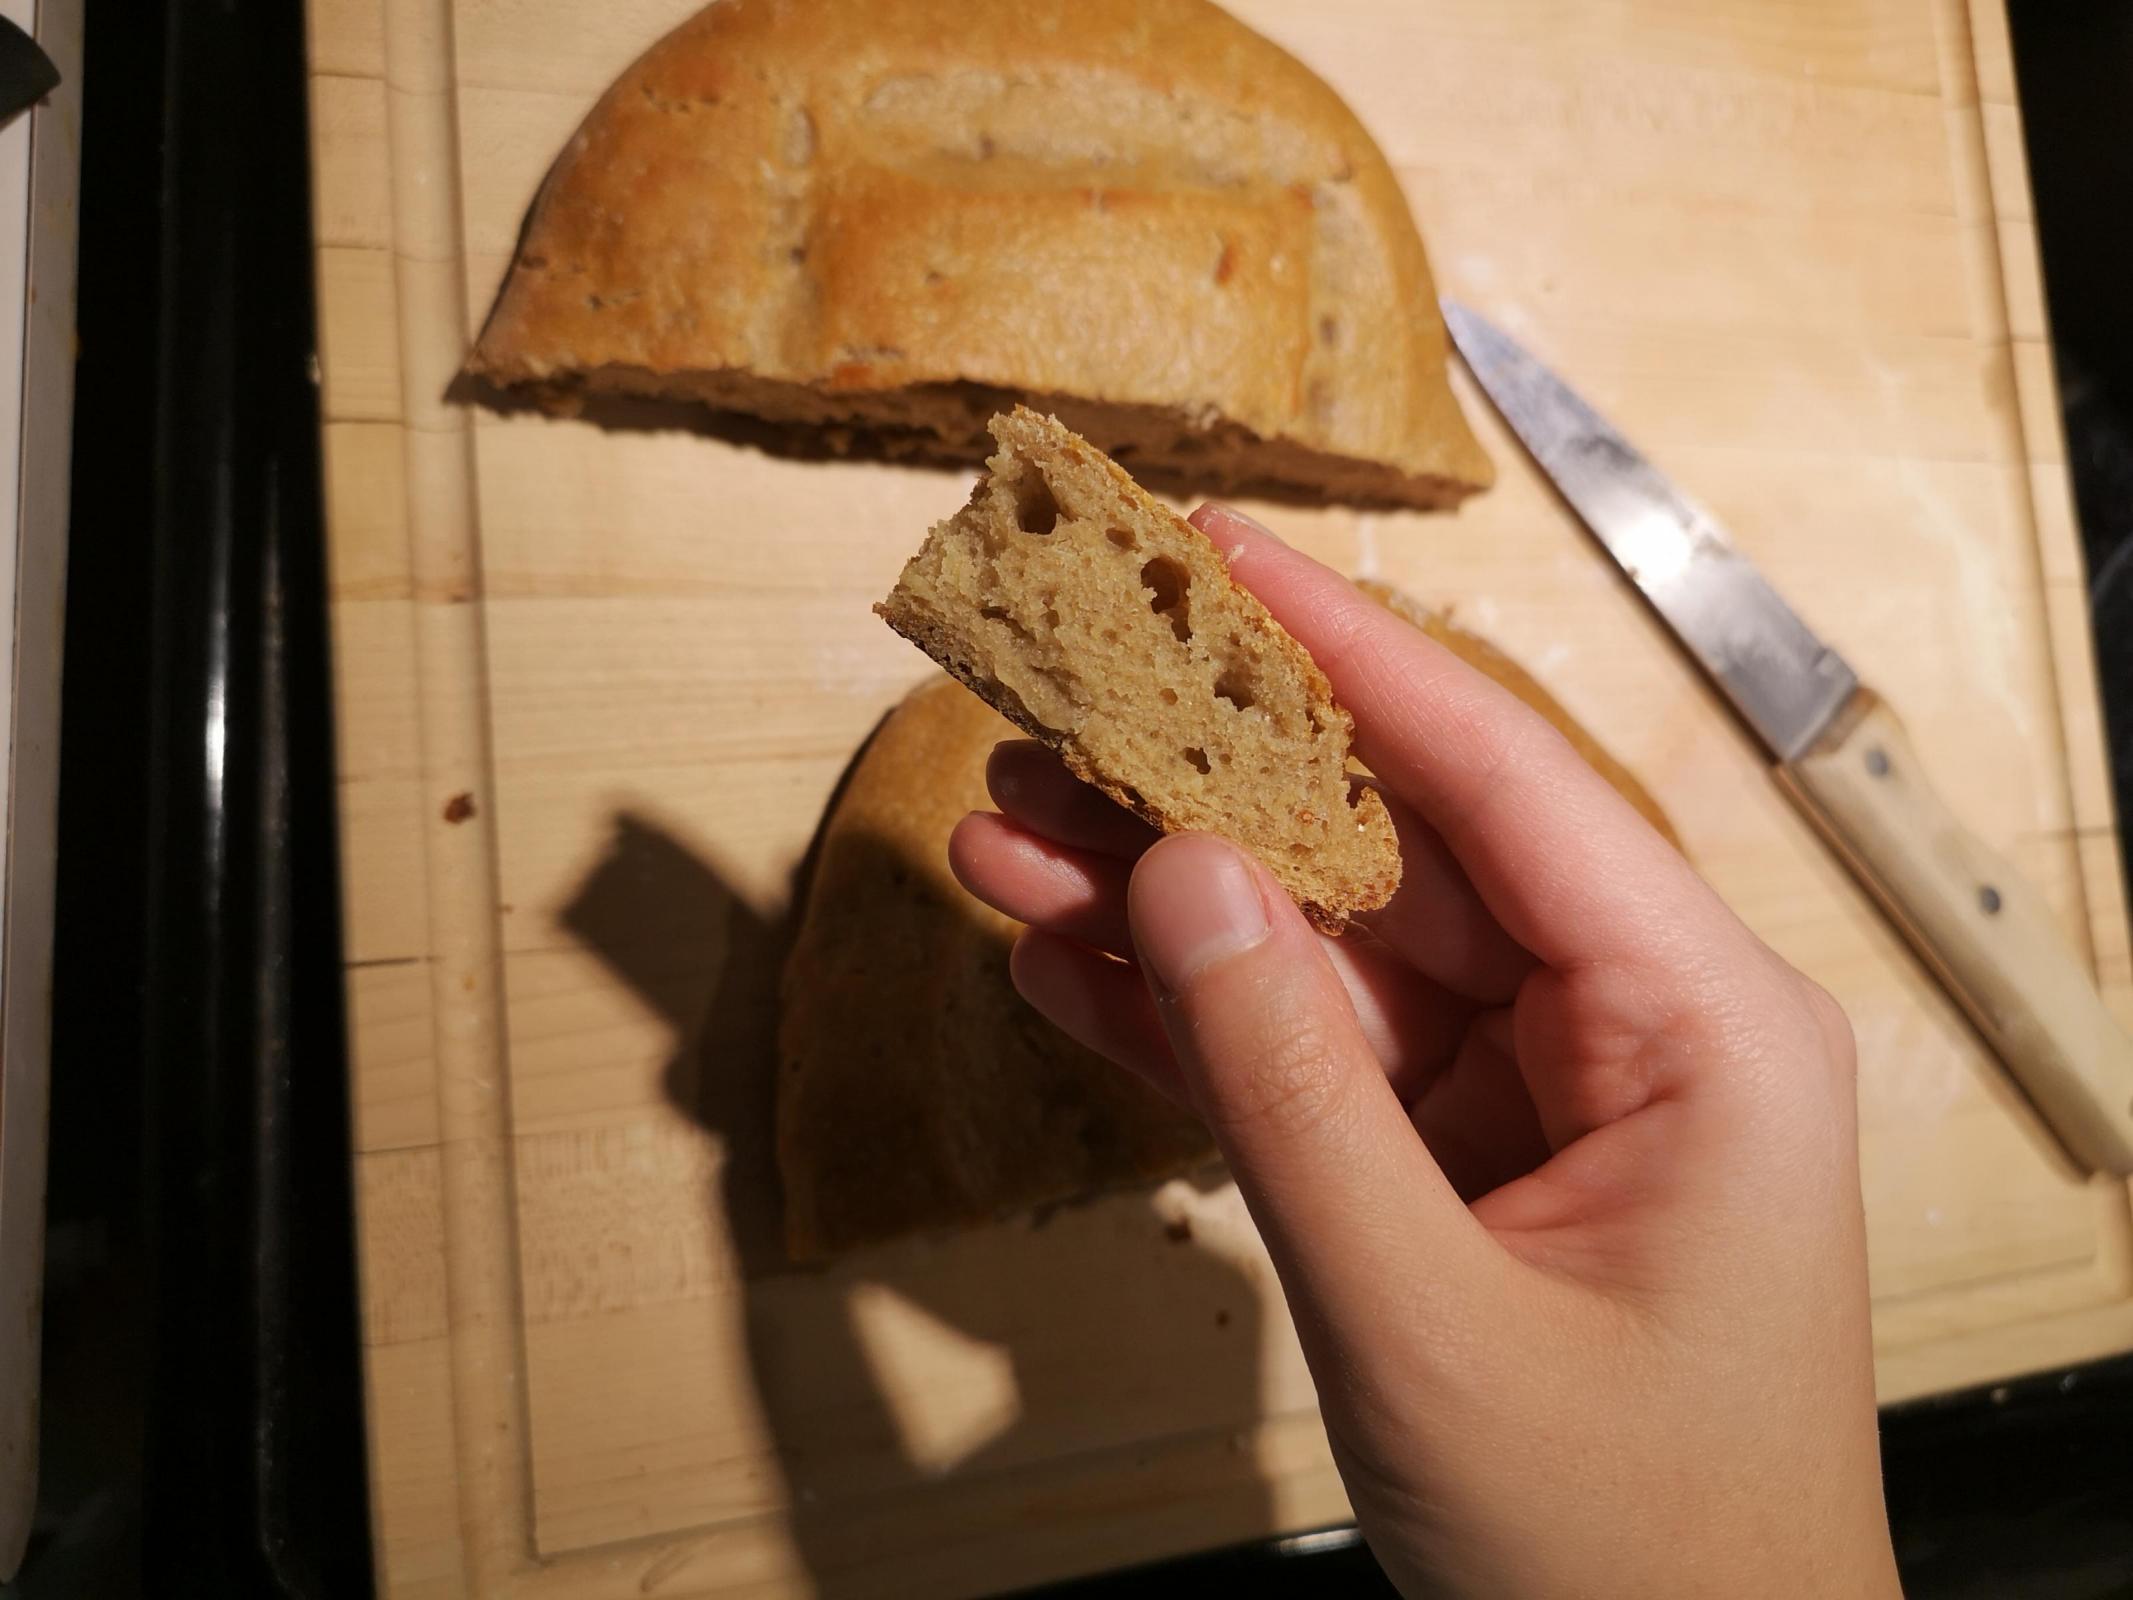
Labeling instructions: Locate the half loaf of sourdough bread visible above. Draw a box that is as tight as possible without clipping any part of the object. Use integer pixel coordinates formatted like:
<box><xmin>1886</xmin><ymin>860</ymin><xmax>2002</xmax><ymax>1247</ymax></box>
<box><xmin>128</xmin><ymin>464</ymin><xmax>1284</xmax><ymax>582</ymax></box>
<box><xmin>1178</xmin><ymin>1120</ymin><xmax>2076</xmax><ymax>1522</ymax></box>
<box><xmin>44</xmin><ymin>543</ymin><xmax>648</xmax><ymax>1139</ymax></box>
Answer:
<box><xmin>778</xmin><ymin>677</ymin><xmax>1216</xmax><ymax>1260</ymax></box>
<box><xmin>878</xmin><ymin>408</ymin><xmax>1399</xmax><ymax>929</ymax></box>
<box><xmin>465</xmin><ymin>0</ymin><xmax>1492</xmax><ymax>508</ymax></box>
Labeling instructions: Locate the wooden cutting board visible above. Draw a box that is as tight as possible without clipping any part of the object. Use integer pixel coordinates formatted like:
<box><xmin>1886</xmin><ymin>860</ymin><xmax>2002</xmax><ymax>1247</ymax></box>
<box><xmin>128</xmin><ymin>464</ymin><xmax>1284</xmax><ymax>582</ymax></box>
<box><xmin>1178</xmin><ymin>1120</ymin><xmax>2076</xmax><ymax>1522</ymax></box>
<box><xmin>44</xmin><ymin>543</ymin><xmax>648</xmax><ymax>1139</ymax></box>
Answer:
<box><xmin>308</xmin><ymin>0</ymin><xmax>2133</xmax><ymax>1593</ymax></box>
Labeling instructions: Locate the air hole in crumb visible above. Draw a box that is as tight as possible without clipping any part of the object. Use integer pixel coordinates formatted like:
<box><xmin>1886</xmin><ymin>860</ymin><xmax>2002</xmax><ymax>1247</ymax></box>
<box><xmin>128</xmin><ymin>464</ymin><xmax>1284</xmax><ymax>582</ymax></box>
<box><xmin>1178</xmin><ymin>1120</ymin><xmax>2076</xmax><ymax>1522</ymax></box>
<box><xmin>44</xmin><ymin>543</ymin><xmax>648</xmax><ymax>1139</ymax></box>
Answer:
<box><xmin>1141</xmin><ymin>557</ymin><xmax>1191</xmax><ymax>641</ymax></box>
<box><xmin>1012</xmin><ymin>469</ymin><xmax>1061</xmax><ymax>535</ymax></box>
<box><xmin>1183</xmin><ymin>747</ymin><xmax>1211</xmax><ymax>774</ymax></box>
<box><xmin>1213</xmin><ymin>669</ymin><xmax>1257</xmax><ymax>711</ymax></box>
<box><xmin>1106</xmin><ymin>527</ymin><xmax>1136</xmax><ymax>550</ymax></box>
<box><xmin>1159</xmin><ymin>687</ymin><xmax>1178</xmax><ymax>705</ymax></box>
<box><xmin>1318</xmin><ymin>315</ymin><xmax>1339</xmax><ymax>347</ymax></box>
<box><xmin>980</xmin><ymin>605</ymin><xmax>1038</xmax><ymax>645</ymax></box>
<box><xmin>1043</xmin><ymin>607</ymin><xmax>1060</xmax><ymax>629</ymax></box>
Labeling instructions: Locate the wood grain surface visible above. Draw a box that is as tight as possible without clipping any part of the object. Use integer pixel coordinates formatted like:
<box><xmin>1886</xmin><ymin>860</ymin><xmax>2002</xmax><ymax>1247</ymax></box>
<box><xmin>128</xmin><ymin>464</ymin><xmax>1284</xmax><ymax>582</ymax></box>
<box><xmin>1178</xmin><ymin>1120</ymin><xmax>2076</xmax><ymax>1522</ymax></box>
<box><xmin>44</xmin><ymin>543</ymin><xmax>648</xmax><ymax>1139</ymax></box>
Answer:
<box><xmin>307</xmin><ymin>0</ymin><xmax>2133</xmax><ymax>1594</ymax></box>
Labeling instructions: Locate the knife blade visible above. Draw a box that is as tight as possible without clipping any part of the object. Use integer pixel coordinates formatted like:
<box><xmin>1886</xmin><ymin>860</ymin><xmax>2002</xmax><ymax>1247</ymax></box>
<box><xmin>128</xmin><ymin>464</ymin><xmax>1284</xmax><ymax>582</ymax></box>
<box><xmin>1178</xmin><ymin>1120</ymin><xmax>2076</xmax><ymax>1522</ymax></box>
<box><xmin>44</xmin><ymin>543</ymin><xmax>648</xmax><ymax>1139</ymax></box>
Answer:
<box><xmin>1443</xmin><ymin>300</ymin><xmax>2133</xmax><ymax>1177</ymax></box>
<box><xmin>1441</xmin><ymin>303</ymin><xmax>1858</xmax><ymax>763</ymax></box>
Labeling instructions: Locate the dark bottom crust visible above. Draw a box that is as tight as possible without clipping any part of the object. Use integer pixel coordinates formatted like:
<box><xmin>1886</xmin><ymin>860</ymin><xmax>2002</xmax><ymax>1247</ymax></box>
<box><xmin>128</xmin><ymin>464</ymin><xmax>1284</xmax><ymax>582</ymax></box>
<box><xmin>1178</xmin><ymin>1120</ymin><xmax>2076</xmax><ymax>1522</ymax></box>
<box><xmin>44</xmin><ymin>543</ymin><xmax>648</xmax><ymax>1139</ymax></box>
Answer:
<box><xmin>875</xmin><ymin>600</ymin><xmax>1355</xmax><ymax>935</ymax></box>
<box><xmin>783</xmin><ymin>1152</ymin><xmax>1226</xmax><ymax>1263</ymax></box>
<box><xmin>467</xmin><ymin>362</ymin><xmax>1482</xmax><ymax>514</ymax></box>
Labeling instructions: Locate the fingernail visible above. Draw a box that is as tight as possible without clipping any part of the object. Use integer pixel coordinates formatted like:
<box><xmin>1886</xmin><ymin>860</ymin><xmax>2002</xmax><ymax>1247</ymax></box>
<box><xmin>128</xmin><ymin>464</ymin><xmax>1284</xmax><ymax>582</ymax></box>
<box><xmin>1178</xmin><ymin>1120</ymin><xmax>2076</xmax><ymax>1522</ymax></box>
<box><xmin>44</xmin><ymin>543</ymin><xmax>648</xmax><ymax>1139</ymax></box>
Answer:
<box><xmin>1130</xmin><ymin>834</ymin><xmax>1272</xmax><ymax>997</ymax></box>
<box><xmin>1196</xmin><ymin>503</ymin><xmax>1285</xmax><ymax>555</ymax></box>
<box><xmin>984</xmin><ymin>742</ymin><xmax>1027</xmax><ymax>803</ymax></box>
<box><xmin>1215</xmin><ymin>504</ymin><xmax>1276</xmax><ymax>537</ymax></box>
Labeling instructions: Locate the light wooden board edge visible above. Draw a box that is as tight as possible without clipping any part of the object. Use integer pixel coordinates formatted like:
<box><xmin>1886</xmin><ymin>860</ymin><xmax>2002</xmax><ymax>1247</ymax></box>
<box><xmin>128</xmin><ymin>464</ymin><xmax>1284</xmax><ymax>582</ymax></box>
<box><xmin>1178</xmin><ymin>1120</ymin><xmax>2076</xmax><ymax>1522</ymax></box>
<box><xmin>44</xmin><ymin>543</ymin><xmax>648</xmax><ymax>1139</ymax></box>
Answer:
<box><xmin>363</xmin><ymin>0</ymin><xmax>532</xmax><ymax>1589</ymax></box>
<box><xmin>317</xmin><ymin>0</ymin><xmax>2133</xmax><ymax>1594</ymax></box>
<box><xmin>1948</xmin><ymin>0</ymin><xmax>2133</xmax><ymax>1020</ymax></box>
<box><xmin>1938</xmin><ymin>0</ymin><xmax>2133</xmax><ymax>1325</ymax></box>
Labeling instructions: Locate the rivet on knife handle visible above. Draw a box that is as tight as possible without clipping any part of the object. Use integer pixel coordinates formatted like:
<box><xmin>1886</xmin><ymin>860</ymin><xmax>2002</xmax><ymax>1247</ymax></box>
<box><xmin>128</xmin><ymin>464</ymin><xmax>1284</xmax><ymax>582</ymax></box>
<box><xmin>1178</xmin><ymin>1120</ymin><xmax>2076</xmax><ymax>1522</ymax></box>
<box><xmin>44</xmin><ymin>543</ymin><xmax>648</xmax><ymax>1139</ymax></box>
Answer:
<box><xmin>1776</xmin><ymin>691</ymin><xmax>2133</xmax><ymax>1176</ymax></box>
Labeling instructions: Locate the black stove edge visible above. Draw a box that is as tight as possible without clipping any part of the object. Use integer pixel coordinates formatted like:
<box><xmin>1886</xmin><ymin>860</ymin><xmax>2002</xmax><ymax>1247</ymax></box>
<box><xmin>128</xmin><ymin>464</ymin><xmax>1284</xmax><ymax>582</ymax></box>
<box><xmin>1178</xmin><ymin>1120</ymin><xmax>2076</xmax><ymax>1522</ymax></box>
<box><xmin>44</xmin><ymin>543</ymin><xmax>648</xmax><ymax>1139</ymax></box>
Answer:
<box><xmin>136</xmin><ymin>0</ymin><xmax>373</xmax><ymax>1593</ymax></box>
<box><xmin>1009</xmin><ymin>1354</ymin><xmax>2133</xmax><ymax>1599</ymax></box>
<box><xmin>2012</xmin><ymin>0</ymin><xmax>2133</xmax><ymax>907</ymax></box>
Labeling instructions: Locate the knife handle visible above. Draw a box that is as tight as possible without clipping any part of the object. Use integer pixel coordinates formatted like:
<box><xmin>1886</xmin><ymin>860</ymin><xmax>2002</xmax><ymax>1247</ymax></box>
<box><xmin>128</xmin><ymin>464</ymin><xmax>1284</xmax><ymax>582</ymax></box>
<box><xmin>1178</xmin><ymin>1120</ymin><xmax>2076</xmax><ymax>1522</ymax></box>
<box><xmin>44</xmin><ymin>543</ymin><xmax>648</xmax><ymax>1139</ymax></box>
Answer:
<box><xmin>1775</xmin><ymin>691</ymin><xmax>2133</xmax><ymax>1176</ymax></box>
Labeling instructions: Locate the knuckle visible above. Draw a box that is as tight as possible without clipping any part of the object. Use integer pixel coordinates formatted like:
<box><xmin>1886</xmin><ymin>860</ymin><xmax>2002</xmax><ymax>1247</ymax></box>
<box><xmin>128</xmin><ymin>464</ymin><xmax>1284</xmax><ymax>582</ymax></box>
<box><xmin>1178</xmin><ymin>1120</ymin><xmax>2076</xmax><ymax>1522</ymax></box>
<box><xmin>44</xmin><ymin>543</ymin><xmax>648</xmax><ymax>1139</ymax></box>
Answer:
<box><xmin>1437</xmin><ymin>710</ymin><xmax>1575</xmax><ymax>849</ymax></box>
<box><xmin>1301</xmin><ymin>585</ymin><xmax>1385</xmax><ymax>684</ymax></box>
<box><xmin>1796</xmin><ymin>975</ymin><xmax>1857</xmax><ymax>1073</ymax></box>
<box><xmin>1198</xmin><ymin>1007</ymin><xmax>1350</xmax><ymax>1142</ymax></box>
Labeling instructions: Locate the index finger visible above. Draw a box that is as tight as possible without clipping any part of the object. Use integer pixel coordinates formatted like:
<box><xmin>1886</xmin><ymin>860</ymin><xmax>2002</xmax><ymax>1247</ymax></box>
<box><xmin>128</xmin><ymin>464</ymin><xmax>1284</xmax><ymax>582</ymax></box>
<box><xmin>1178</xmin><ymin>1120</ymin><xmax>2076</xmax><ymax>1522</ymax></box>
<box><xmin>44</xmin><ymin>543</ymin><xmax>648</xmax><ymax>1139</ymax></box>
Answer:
<box><xmin>1191</xmin><ymin>504</ymin><xmax>1727</xmax><ymax>975</ymax></box>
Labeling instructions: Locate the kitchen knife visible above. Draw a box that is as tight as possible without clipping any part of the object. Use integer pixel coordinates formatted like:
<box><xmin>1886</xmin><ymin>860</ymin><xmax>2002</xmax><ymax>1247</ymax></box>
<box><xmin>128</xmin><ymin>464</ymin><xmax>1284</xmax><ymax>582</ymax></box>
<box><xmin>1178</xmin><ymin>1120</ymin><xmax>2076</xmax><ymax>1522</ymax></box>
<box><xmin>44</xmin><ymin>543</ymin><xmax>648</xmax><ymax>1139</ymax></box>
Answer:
<box><xmin>1442</xmin><ymin>300</ymin><xmax>2133</xmax><ymax>1177</ymax></box>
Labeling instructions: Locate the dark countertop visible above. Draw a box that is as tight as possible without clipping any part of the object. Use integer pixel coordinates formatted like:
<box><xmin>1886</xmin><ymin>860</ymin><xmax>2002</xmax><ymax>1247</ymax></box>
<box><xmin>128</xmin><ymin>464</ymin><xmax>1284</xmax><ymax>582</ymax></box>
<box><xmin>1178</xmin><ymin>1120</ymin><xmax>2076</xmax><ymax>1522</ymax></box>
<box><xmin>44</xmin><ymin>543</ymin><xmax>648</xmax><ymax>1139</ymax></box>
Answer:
<box><xmin>18</xmin><ymin>3</ymin><xmax>2133</xmax><ymax>1597</ymax></box>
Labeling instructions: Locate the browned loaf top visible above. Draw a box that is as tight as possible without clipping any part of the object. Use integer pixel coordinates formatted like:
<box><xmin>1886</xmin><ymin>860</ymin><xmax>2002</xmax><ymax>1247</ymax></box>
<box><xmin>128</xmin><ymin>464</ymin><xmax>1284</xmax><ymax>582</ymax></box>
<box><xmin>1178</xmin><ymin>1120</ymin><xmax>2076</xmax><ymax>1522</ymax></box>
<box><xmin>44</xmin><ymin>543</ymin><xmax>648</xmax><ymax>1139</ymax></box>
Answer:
<box><xmin>778</xmin><ymin>677</ymin><xmax>1215</xmax><ymax>1262</ymax></box>
<box><xmin>879</xmin><ymin>409</ymin><xmax>1401</xmax><ymax>930</ymax></box>
<box><xmin>1357</xmin><ymin>580</ymin><xmax>1682</xmax><ymax>849</ymax></box>
<box><xmin>466</xmin><ymin>0</ymin><xmax>1493</xmax><ymax>508</ymax></box>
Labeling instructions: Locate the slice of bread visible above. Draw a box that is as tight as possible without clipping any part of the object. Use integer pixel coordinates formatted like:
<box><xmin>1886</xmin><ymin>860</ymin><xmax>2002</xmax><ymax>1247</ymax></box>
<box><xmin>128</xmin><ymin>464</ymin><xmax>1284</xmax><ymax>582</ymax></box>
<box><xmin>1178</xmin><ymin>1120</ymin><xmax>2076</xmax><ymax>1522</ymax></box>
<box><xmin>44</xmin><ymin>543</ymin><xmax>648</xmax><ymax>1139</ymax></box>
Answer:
<box><xmin>878</xmin><ymin>409</ymin><xmax>1400</xmax><ymax>929</ymax></box>
<box><xmin>1357</xmin><ymin>579</ymin><xmax>1682</xmax><ymax>849</ymax></box>
<box><xmin>779</xmin><ymin>677</ymin><xmax>1215</xmax><ymax>1261</ymax></box>
<box><xmin>463</xmin><ymin>0</ymin><xmax>1492</xmax><ymax>509</ymax></box>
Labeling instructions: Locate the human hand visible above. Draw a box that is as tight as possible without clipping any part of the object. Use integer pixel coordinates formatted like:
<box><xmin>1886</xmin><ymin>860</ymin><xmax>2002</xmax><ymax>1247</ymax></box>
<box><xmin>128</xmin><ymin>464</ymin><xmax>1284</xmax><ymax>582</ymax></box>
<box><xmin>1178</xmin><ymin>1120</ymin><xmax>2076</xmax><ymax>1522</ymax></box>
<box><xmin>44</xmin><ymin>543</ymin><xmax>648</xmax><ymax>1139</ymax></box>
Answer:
<box><xmin>948</xmin><ymin>506</ymin><xmax>1901</xmax><ymax>1599</ymax></box>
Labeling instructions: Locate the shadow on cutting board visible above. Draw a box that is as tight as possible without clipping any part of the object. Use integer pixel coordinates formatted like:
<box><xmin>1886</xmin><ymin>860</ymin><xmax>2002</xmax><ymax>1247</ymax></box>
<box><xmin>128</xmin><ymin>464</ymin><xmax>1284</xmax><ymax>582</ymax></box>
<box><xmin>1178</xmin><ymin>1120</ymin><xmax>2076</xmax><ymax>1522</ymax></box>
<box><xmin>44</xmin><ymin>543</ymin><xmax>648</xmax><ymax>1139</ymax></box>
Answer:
<box><xmin>560</xmin><ymin>810</ymin><xmax>1273</xmax><ymax>1593</ymax></box>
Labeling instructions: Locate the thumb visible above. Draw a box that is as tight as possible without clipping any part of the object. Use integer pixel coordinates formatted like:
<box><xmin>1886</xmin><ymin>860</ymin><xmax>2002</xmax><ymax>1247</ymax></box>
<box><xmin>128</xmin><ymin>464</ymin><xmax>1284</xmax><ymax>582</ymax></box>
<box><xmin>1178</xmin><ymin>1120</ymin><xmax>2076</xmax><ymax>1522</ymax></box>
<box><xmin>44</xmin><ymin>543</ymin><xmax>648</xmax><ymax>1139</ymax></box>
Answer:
<box><xmin>1128</xmin><ymin>835</ymin><xmax>1495</xmax><ymax>1367</ymax></box>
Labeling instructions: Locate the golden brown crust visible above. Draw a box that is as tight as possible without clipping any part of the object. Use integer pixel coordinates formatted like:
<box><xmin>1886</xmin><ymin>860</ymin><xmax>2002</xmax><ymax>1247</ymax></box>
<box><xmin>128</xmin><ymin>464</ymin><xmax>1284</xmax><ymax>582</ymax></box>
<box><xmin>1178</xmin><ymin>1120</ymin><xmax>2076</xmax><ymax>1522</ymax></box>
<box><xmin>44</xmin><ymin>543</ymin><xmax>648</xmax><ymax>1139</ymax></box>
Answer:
<box><xmin>467</xmin><ymin>0</ymin><xmax>1492</xmax><ymax>508</ymax></box>
<box><xmin>1357</xmin><ymin>579</ymin><xmax>1683</xmax><ymax>849</ymax></box>
<box><xmin>777</xmin><ymin>678</ymin><xmax>1215</xmax><ymax>1260</ymax></box>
